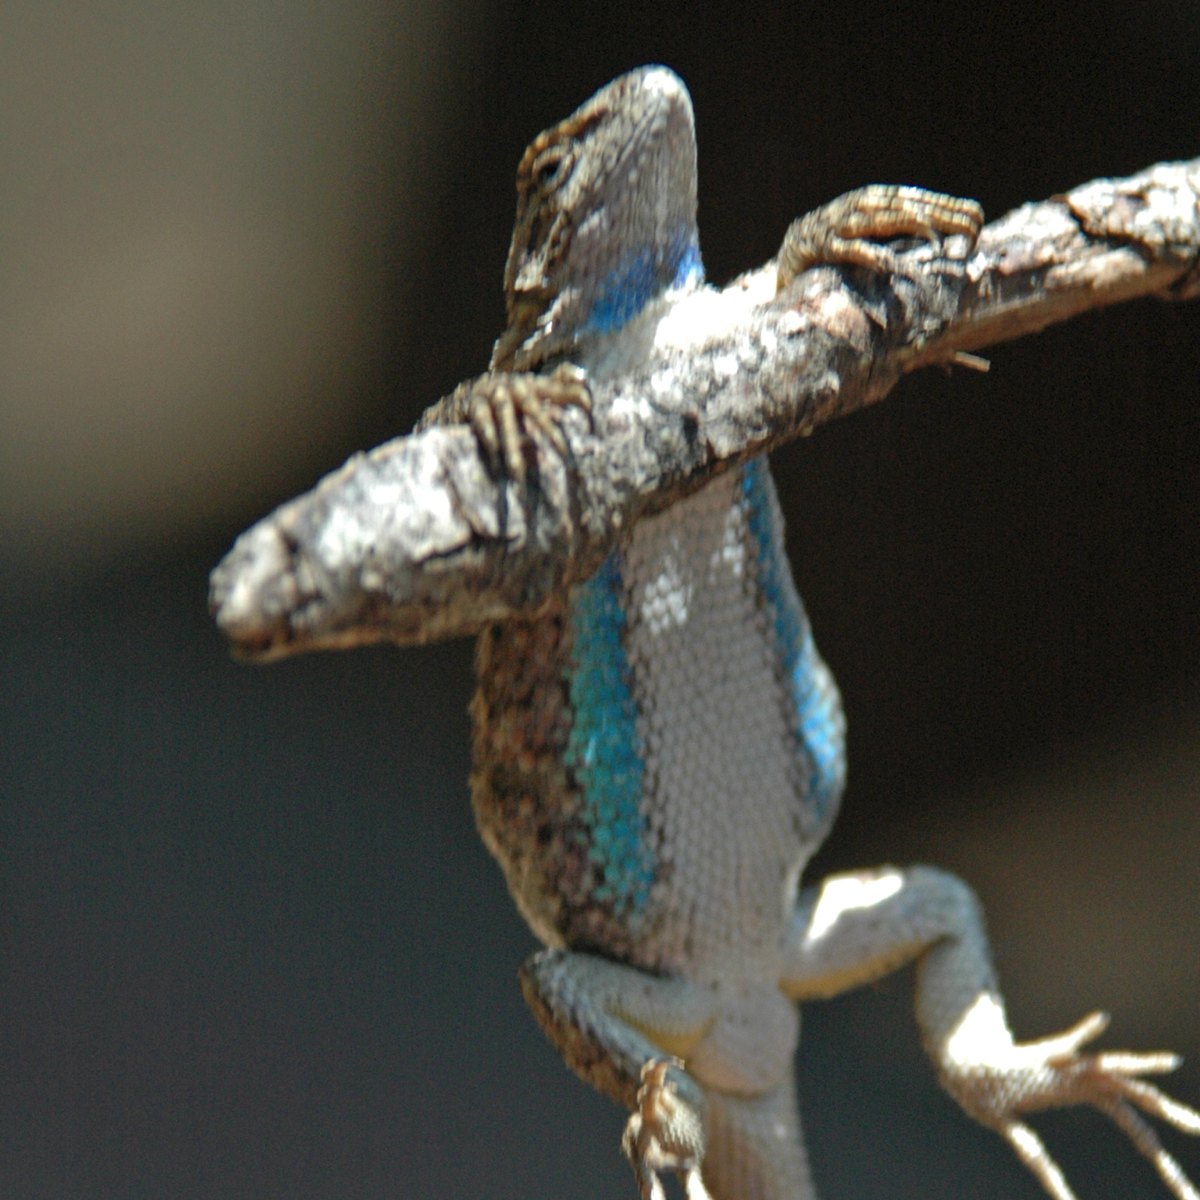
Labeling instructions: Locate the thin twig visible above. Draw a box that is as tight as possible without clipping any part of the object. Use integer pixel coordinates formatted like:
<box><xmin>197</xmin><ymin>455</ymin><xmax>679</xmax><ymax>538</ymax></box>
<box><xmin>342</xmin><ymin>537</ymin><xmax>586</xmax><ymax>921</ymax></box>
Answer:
<box><xmin>210</xmin><ymin>157</ymin><xmax>1200</xmax><ymax>659</ymax></box>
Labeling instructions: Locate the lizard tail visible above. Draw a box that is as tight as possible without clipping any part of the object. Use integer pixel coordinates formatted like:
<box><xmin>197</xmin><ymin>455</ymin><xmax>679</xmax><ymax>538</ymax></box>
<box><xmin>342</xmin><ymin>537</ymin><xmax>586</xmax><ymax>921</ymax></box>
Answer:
<box><xmin>703</xmin><ymin>1065</ymin><xmax>818</xmax><ymax>1200</ymax></box>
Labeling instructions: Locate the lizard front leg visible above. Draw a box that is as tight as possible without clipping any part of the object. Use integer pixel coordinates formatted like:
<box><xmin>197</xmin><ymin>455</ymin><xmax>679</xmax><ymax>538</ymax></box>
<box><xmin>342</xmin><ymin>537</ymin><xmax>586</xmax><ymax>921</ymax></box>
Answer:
<box><xmin>776</xmin><ymin>183</ymin><xmax>983</xmax><ymax>289</ymax></box>
<box><xmin>781</xmin><ymin>864</ymin><xmax>1200</xmax><ymax>1200</ymax></box>
<box><xmin>415</xmin><ymin>365</ymin><xmax>591</xmax><ymax>484</ymax></box>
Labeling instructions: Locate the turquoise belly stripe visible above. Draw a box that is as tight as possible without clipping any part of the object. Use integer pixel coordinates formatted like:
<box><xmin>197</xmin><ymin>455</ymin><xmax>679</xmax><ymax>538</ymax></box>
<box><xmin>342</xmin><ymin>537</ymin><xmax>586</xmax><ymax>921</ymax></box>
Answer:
<box><xmin>741</xmin><ymin>457</ymin><xmax>844</xmax><ymax>822</ymax></box>
<box><xmin>564</xmin><ymin>551</ymin><xmax>654</xmax><ymax>915</ymax></box>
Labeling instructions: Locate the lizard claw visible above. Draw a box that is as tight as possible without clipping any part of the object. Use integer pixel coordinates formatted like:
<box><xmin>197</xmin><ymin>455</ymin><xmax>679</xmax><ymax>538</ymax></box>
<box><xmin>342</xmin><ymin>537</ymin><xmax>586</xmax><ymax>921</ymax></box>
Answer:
<box><xmin>444</xmin><ymin>364</ymin><xmax>592</xmax><ymax>484</ymax></box>
<box><xmin>947</xmin><ymin>1009</ymin><xmax>1200</xmax><ymax>1200</ymax></box>
<box><xmin>776</xmin><ymin>183</ymin><xmax>983</xmax><ymax>290</ymax></box>
<box><xmin>622</xmin><ymin>1058</ymin><xmax>712</xmax><ymax>1200</ymax></box>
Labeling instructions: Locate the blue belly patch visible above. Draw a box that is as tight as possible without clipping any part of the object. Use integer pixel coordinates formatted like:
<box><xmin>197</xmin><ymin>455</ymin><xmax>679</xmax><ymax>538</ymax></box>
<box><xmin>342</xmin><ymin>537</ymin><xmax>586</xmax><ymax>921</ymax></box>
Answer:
<box><xmin>564</xmin><ymin>552</ymin><xmax>655</xmax><ymax>915</ymax></box>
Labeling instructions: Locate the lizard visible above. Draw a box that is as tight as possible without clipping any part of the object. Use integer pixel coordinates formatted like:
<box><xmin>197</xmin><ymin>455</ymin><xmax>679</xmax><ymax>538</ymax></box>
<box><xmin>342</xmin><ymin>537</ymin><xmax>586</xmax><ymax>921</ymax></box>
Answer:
<box><xmin>414</xmin><ymin>66</ymin><xmax>1200</xmax><ymax>1200</ymax></box>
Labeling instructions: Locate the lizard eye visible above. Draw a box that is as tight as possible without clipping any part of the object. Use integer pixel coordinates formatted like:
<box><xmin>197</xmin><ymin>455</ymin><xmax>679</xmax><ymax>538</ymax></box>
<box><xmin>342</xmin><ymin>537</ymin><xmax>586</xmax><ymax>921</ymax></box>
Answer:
<box><xmin>534</xmin><ymin>146</ymin><xmax>571</xmax><ymax>192</ymax></box>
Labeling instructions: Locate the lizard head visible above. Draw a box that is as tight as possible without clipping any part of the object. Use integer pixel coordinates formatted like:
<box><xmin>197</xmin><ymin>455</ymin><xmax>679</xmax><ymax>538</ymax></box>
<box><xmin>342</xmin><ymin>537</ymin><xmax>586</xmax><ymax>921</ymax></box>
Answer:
<box><xmin>491</xmin><ymin>66</ymin><xmax>703</xmax><ymax>373</ymax></box>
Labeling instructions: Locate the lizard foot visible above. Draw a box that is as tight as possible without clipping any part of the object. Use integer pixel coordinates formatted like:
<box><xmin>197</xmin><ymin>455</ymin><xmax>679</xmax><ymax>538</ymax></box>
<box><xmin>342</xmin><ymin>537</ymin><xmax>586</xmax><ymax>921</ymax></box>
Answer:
<box><xmin>621</xmin><ymin>1058</ymin><xmax>712</xmax><ymax>1200</ymax></box>
<box><xmin>776</xmin><ymin>183</ymin><xmax>983</xmax><ymax>290</ymax></box>
<box><xmin>425</xmin><ymin>363</ymin><xmax>592</xmax><ymax>484</ymax></box>
<box><xmin>947</xmin><ymin>1009</ymin><xmax>1200</xmax><ymax>1200</ymax></box>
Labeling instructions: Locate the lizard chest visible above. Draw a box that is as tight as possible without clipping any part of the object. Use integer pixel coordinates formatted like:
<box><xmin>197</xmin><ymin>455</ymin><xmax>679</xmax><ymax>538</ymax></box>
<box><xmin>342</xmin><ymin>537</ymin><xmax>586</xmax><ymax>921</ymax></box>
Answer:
<box><xmin>469</xmin><ymin>460</ymin><xmax>845</xmax><ymax>970</ymax></box>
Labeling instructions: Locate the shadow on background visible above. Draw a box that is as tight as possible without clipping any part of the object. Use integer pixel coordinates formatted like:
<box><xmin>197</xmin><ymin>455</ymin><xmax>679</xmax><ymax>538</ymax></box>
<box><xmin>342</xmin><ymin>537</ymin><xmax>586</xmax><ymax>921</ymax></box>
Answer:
<box><xmin>2</xmin><ymin>3</ymin><xmax>1198</xmax><ymax>1198</ymax></box>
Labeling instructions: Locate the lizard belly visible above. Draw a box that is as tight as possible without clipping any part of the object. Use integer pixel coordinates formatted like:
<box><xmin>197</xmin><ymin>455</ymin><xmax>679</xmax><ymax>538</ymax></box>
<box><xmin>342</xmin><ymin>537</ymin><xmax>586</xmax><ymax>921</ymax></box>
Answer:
<box><xmin>470</xmin><ymin>459</ymin><xmax>844</xmax><ymax>974</ymax></box>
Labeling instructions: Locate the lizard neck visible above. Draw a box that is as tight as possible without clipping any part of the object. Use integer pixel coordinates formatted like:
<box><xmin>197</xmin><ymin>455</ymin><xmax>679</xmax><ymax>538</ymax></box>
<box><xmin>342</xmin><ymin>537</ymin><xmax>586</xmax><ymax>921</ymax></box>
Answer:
<box><xmin>495</xmin><ymin>198</ymin><xmax>703</xmax><ymax>373</ymax></box>
<box><xmin>492</xmin><ymin>65</ymin><xmax>704</xmax><ymax>372</ymax></box>
<box><xmin>577</xmin><ymin>230</ymin><xmax>704</xmax><ymax>339</ymax></box>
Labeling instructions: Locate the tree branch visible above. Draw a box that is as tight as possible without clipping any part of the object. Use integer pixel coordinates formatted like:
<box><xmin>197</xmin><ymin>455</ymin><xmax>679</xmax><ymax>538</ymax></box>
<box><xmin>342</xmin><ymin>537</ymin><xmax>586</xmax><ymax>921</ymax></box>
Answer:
<box><xmin>210</xmin><ymin>157</ymin><xmax>1200</xmax><ymax>659</ymax></box>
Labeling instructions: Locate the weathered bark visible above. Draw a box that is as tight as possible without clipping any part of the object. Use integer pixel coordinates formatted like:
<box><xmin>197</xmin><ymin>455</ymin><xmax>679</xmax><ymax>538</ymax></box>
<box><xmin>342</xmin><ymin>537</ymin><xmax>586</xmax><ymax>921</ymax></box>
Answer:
<box><xmin>210</xmin><ymin>158</ymin><xmax>1200</xmax><ymax>659</ymax></box>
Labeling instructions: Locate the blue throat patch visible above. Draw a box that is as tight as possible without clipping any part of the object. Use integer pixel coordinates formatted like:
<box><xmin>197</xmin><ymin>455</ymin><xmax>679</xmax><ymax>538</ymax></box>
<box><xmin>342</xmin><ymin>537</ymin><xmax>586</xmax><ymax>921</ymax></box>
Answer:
<box><xmin>582</xmin><ymin>227</ymin><xmax>702</xmax><ymax>335</ymax></box>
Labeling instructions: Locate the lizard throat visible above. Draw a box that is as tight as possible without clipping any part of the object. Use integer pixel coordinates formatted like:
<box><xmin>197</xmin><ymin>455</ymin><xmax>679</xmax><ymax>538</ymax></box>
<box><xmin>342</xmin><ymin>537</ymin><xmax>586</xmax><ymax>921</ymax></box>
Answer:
<box><xmin>580</xmin><ymin>229</ymin><xmax>704</xmax><ymax>337</ymax></box>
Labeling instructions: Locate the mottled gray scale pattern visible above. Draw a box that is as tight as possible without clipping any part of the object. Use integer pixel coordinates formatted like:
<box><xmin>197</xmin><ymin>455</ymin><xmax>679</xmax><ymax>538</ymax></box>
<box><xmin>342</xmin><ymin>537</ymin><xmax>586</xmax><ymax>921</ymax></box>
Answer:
<box><xmin>410</xmin><ymin>64</ymin><xmax>1200</xmax><ymax>1200</ymax></box>
<box><xmin>470</xmin><ymin>608</ymin><xmax>649</xmax><ymax>958</ymax></box>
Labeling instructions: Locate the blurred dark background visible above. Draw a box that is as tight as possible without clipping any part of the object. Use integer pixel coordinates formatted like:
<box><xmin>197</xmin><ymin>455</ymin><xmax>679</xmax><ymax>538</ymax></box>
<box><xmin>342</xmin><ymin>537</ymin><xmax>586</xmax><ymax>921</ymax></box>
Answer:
<box><xmin>2</xmin><ymin>3</ymin><xmax>1198</xmax><ymax>1198</ymax></box>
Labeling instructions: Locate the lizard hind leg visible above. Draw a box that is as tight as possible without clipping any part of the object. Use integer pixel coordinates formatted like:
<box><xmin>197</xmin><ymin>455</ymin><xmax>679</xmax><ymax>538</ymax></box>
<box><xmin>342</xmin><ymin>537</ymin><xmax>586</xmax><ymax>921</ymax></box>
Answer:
<box><xmin>958</xmin><ymin>1010</ymin><xmax>1200</xmax><ymax>1200</ymax></box>
<box><xmin>782</xmin><ymin>865</ymin><xmax>1200</xmax><ymax>1200</ymax></box>
<box><xmin>619</xmin><ymin>1058</ymin><xmax>818</xmax><ymax>1200</ymax></box>
<box><xmin>518</xmin><ymin>949</ymin><xmax>719</xmax><ymax>1198</ymax></box>
<box><xmin>623</xmin><ymin>1058</ymin><xmax>711</xmax><ymax>1200</ymax></box>
<box><xmin>520</xmin><ymin>949</ymin><xmax>817</xmax><ymax>1200</ymax></box>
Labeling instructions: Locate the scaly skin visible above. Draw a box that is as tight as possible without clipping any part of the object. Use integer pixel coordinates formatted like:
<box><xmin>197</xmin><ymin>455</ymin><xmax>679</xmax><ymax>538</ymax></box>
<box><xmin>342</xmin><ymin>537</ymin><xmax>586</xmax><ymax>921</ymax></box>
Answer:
<box><xmin>420</xmin><ymin>67</ymin><xmax>1200</xmax><ymax>1200</ymax></box>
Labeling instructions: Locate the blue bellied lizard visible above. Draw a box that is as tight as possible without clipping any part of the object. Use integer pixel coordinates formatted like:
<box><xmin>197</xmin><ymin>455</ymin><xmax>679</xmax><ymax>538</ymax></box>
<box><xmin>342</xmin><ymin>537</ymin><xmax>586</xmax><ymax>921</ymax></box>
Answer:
<box><xmin>410</xmin><ymin>67</ymin><xmax>1200</xmax><ymax>1200</ymax></box>
<box><xmin>207</xmin><ymin>67</ymin><xmax>1200</xmax><ymax>1200</ymax></box>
